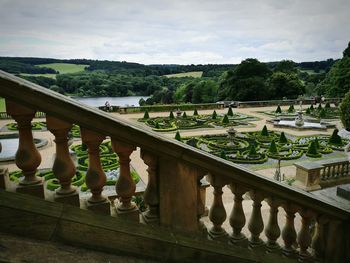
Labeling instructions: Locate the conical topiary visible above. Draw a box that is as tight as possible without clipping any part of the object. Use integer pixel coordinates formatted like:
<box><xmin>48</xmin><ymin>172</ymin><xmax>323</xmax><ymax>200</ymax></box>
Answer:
<box><xmin>193</xmin><ymin>109</ymin><xmax>199</xmax><ymax>116</ymax></box>
<box><xmin>325</xmin><ymin>102</ymin><xmax>331</xmax><ymax>108</ymax></box>
<box><xmin>328</xmin><ymin>129</ymin><xmax>342</xmax><ymax>145</ymax></box>
<box><xmin>227</xmin><ymin>106</ymin><xmax>234</xmax><ymax>116</ymax></box>
<box><xmin>314</xmin><ymin>137</ymin><xmax>320</xmax><ymax>149</ymax></box>
<box><xmin>175</xmin><ymin>131</ymin><xmax>182</xmax><ymax>141</ymax></box>
<box><xmin>212</xmin><ymin>110</ymin><xmax>217</xmax><ymax>119</ymax></box>
<box><xmin>183</xmin><ymin>112</ymin><xmax>187</xmax><ymax>118</ymax></box>
<box><xmin>318</xmin><ymin>103</ymin><xmax>322</xmax><ymax>110</ymax></box>
<box><xmin>220</xmin><ymin>151</ymin><xmax>227</xmax><ymax>160</ymax></box>
<box><xmin>268</xmin><ymin>140</ymin><xmax>278</xmax><ymax>153</ymax></box>
<box><xmin>236</xmin><ymin>151</ymin><xmax>241</xmax><ymax>158</ymax></box>
<box><xmin>275</xmin><ymin>105</ymin><xmax>282</xmax><ymax>114</ymax></box>
<box><xmin>169</xmin><ymin>111</ymin><xmax>174</xmax><ymax>119</ymax></box>
<box><xmin>155</xmin><ymin>122</ymin><xmax>160</xmax><ymax>129</ymax></box>
<box><xmin>306</xmin><ymin>108</ymin><xmax>311</xmax><ymax>114</ymax></box>
<box><xmin>307</xmin><ymin>140</ymin><xmax>319</xmax><ymax>156</ymax></box>
<box><xmin>288</xmin><ymin>104</ymin><xmax>295</xmax><ymax>113</ymax></box>
<box><xmin>143</xmin><ymin>110</ymin><xmax>149</xmax><ymax>119</ymax></box>
<box><xmin>261</xmin><ymin>125</ymin><xmax>269</xmax><ymax>136</ymax></box>
<box><xmin>319</xmin><ymin>108</ymin><xmax>326</xmax><ymax>118</ymax></box>
<box><xmin>248</xmin><ymin>144</ymin><xmax>257</xmax><ymax>157</ymax></box>
<box><xmin>279</xmin><ymin>132</ymin><xmax>288</xmax><ymax>144</ymax></box>
<box><xmin>222</xmin><ymin>114</ymin><xmax>229</xmax><ymax>124</ymax></box>
<box><xmin>310</xmin><ymin>104</ymin><xmax>314</xmax><ymax>111</ymax></box>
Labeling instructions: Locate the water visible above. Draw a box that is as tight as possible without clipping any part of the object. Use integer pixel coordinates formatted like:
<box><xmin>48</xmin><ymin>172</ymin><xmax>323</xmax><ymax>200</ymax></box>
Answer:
<box><xmin>0</xmin><ymin>138</ymin><xmax>18</xmax><ymax>159</ymax></box>
<box><xmin>73</xmin><ymin>96</ymin><xmax>149</xmax><ymax>108</ymax></box>
<box><xmin>277</xmin><ymin>120</ymin><xmax>324</xmax><ymax>129</ymax></box>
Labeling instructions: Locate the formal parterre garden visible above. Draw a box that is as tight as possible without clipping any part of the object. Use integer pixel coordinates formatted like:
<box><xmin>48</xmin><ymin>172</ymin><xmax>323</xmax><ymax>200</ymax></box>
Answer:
<box><xmin>9</xmin><ymin>141</ymin><xmax>140</xmax><ymax>192</ymax></box>
<box><xmin>138</xmin><ymin>107</ymin><xmax>258</xmax><ymax>132</ymax></box>
<box><xmin>181</xmin><ymin>126</ymin><xmax>348</xmax><ymax>165</ymax></box>
<box><xmin>262</xmin><ymin>103</ymin><xmax>340</xmax><ymax>119</ymax></box>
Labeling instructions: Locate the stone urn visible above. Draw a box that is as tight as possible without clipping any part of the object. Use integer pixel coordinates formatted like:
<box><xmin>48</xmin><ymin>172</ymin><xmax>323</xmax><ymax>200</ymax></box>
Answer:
<box><xmin>295</xmin><ymin>111</ymin><xmax>304</xmax><ymax>127</ymax></box>
<box><xmin>226</xmin><ymin>127</ymin><xmax>237</xmax><ymax>147</ymax></box>
<box><xmin>338</xmin><ymin>129</ymin><xmax>350</xmax><ymax>160</ymax></box>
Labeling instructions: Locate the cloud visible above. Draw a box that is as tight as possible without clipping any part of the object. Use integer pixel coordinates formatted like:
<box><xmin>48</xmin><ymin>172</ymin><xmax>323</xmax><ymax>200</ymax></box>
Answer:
<box><xmin>0</xmin><ymin>0</ymin><xmax>349</xmax><ymax>64</ymax></box>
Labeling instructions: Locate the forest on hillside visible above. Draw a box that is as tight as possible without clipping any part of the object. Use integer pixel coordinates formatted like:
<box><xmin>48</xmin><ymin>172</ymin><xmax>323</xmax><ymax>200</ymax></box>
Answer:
<box><xmin>0</xmin><ymin>42</ymin><xmax>348</xmax><ymax>105</ymax></box>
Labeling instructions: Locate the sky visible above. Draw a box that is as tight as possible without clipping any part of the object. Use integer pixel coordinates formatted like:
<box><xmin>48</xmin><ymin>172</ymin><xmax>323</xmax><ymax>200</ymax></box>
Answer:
<box><xmin>0</xmin><ymin>0</ymin><xmax>349</xmax><ymax>65</ymax></box>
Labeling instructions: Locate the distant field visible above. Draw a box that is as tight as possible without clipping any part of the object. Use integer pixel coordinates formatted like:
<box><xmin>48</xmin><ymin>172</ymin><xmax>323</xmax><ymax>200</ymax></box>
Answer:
<box><xmin>38</xmin><ymin>63</ymin><xmax>88</xmax><ymax>74</ymax></box>
<box><xmin>21</xmin><ymin>73</ymin><xmax>57</xmax><ymax>79</ymax></box>
<box><xmin>164</xmin><ymin>71</ymin><xmax>203</xmax><ymax>78</ymax></box>
<box><xmin>0</xmin><ymin>97</ymin><xmax>5</xmax><ymax>112</ymax></box>
<box><xmin>299</xmin><ymin>69</ymin><xmax>325</xmax><ymax>75</ymax></box>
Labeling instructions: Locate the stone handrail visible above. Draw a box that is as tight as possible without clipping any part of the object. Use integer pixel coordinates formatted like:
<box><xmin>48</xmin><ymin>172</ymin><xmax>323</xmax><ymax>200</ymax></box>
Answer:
<box><xmin>1</xmin><ymin>70</ymin><xmax>349</xmax><ymax>262</ymax></box>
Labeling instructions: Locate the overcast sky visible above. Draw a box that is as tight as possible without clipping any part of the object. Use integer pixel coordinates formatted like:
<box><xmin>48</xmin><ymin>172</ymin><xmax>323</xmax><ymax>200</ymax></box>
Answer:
<box><xmin>0</xmin><ymin>0</ymin><xmax>349</xmax><ymax>65</ymax></box>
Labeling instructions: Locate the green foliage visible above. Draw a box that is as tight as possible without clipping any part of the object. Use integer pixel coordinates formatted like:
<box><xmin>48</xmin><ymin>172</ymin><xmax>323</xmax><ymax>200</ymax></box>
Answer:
<box><xmin>227</xmin><ymin>106</ymin><xmax>233</xmax><ymax>116</ymax></box>
<box><xmin>344</xmin><ymin>41</ymin><xmax>350</xmax><ymax>57</ymax></box>
<box><xmin>261</xmin><ymin>125</ymin><xmax>269</xmax><ymax>136</ymax></box>
<box><xmin>268</xmin><ymin>140</ymin><xmax>278</xmax><ymax>153</ymax></box>
<box><xmin>222</xmin><ymin>114</ymin><xmax>229</xmax><ymax>124</ymax></box>
<box><xmin>175</xmin><ymin>131</ymin><xmax>182</xmax><ymax>141</ymax></box>
<box><xmin>340</xmin><ymin>90</ymin><xmax>350</xmax><ymax>130</ymax></box>
<box><xmin>310</xmin><ymin>104</ymin><xmax>314</xmax><ymax>111</ymax></box>
<box><xmin>169</xmin><ymin>111</ymin><xmax>174</xmax><ymax>119</ymax></box>
<box><xmin>279</xmin><ymin>132</ymin><xmax>288</xmax><ymax>144</ymax></box>
<box><xmin>143</xmin><ymin>110</ymin><xmax>149</xmax><ymax>119</ymax></box>
<box><xmin>182</xmin><ymin>112</ymin><xmax>187</xmax><ymax>118</ymax></box>
<box><xmin>319</xmin><ymin>108</ymin><xmax>326</xmax><ymax>118</ymax></box>
<box><xmin>305</xmin><ymin>108</ymin><xmax>311</xmax><ymax>114</ymax></box>
<box><xmin>269</xmin><ymin>72</ymin><xmax>305</xmax><ymax>99</ymax></box>
<box><xmin>248</xmin><ymin>144</ymin><xmax>257</xmax><ymax>157</ymax></box>
<box><xmin>193</xmin><ymin>109</ymin><xmax>199</xmax><ymax>116</ymax></box>
<box><xmin>275</xmin><ymin>105</ymin><xmax>282</xmax><ymax>113</ymax></box>
<box><xmin>212</xmin><ymin>110</ymin><xmax>217</xmax><ymax>119</ymax></box>
<box><xmin>318</xmin><ymin>103</ymin><xmax>322</xmax><ymax>110</ymax></box>
<box><xmin>306</xmin><ymin>140</ymin><xmax>321</xmax><ymax>157</ymax></box>
<box><xmin>155</xmin><ymin>122</ymin><xmax>160</xmax><ymax>129</ymax></box>
<box><xmin>274</xmin><ymin>60</ymin><xmax>297</xmax><ymax>73</ymax></box>
<box><xmin>288</xmin><ymin>104</ymin><xmax>295</xmax><ymax>113</ymax></box>
<box><xmin>220</xmin><ymin>151</ymin><xmax>227</xmax><ymax>159</ymax></box>
<box><xmin>325</xmin><ymin>102</ymin><xmax>331</xmax><ymax>108</ymax></box>
<box><xmin>328</xmin><ymin>129</ymin><xmax>343</xmax><ymax>145</ymax></box>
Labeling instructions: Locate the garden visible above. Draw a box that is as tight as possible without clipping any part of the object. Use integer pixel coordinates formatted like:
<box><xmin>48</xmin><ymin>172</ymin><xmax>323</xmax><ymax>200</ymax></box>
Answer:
<box><xmin>138</xmin><ymin>107</ymin><xmax>257</xmax><ymax>132</ymax></box>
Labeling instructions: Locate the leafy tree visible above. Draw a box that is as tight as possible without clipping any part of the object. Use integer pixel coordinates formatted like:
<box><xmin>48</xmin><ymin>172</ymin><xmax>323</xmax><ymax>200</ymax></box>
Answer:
<box><xmin>275</xmin><ymin>105</ymin><xmax>282</xmax><ymax>113</ymax></box>
<box><xmin>310</xmin><ymin>104</ymin><xmax>314</xmax><ymax>111</ymax></box>
<box><xmin>269</xmin><ymin>72</ymin><xmax>305</xmax><ymax>99</ymax></box>
<box><xmin>227</xmin><ymin>106</ymin><xmax>233</xmax><ymax>116</ymax></box>
<box><xmin>261</xmin><ymin>125</ymin><xmax>269</xmax><ymax>136</ymax></box>
<box><xmin>192</xmin><ymin>80</ymin><xmax>218</xmax><ymax>103</ymax></box>
<box><xmin>175</xmin><ymin>131</ymin><xmax>182</xmax><ymax>141</ymax></box>
<box><xmin>340</xmin><ymin>90</ymin><xmax>350</xmax><ymax>130</ymax></box>
<box><xmin>139</xmin><ymin>98</ymin><xmax>146</xmax><ymax>106</ymax></box>
<box><xmin>222</xmin><ymin>114</ymin><xmax>229</xmax><ymax>124</ymax></box>
<box><xmin>274</xmin><ymin>60</ymin><xmax>297</xmax><ymax>73</ymax></box>
<box><xmin>343</xmin><ymin>41</ymin><xmax>350</xmax><ymax>57</ymax></box>
<box><xmin>143</xmin><ymin>110</ymin><xmax>149</xmax><ymax>119</ymax></box>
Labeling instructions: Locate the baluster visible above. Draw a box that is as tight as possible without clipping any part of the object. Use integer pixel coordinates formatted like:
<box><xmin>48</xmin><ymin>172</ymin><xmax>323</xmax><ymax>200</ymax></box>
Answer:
<box><xmin>6</xmin><ymin>100</ymin><xmax>44</xmax><ymax>197</ymax></box>
<box><xmin>228</xmin><ymin>183</ymin><xmax>249</xmax><ymax>246</ymax></box>
<box><xmin>140</xmin><ymin>149</ymin><xmax>159</xmax><ymax>224</ymax></box>
<box><xmin>206</xmin><ymin>173</ymin><xmax>229</xmax><ymax>241</ymax></box>
<box><xmin>282</xmin><ymin>203</ymin><xmax>298</xmax><ymax>256</ymax></box>
<box><xmin>197</xmin><ymin>173</ymin><xmax>207</xmax><ymax>235</ymax></box>
<box><xmin>265</xmin><ymin>197</ymin><xmax>282</xmax><ymax>252</ymax></box>
<box><xmin>46</xmin><ymin>116</ymin><xmax>79</xmax><ymax>206</ymax></box>
<box><xmin>311</xmin><ymin>215</ymin><xmax>328</xmax><ymax>261</ymax></box>
<box><xmin>248</xmin><ymin>190</ymin><xmax>265</xmax><ymax>247</ymax></box>
<box><xmin>297</xmin><ymin>209</ymin><xmax>314</xmax><ymax>262</ymax></box>
<box><xmin>112</xmin><ymin>139</ymin><xmax>139</xmax><ymax>221</ymax></box>
<box><xmin>80</xmin><ymin>128</ymin><xmax>110</xmax><ymax>214</ymax></box>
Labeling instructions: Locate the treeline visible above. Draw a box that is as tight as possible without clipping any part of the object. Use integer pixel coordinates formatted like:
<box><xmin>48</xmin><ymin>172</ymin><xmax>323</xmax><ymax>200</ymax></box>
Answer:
<box><xmin>0</xmin><ymin>59</ymin><xmax>57</xmax><ymax>74</ymax></box>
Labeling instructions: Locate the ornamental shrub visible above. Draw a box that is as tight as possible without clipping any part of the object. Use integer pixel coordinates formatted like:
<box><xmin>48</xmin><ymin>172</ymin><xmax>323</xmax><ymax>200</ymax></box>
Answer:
<box><xmin>319</xmin><ymin>108</ymin><xmax>326</xmax><ymax>118</ymax></box>
<box><xmin>155</xmin><ymin>122</ymin><xmax>160</xmax><ymax>129</ymax></box>
<box><xmin>220</xmin><ymin>151</ymin><xmax>227</xmax><ymax>159</ymax></box>
<box><xmin>314</xmin><ymin>137</ymin><xmax>320</xmax><ymax>149</ymax></box>
<box><xmin>307</xmin><ymin>140</ymin><xmax>319</xmax><ymax>155</ymax></box>
<box><xmin>212</xmin><ymin>110</ymin><xmax>217</xmax><ymax>119</ymax></box>
<box><xmin>279</xmin><ymin>132</ymin><xmax>288</xmax><ymax>144</ymax></box>
<box><xmin>268</xmin><ymin>140</ymin><xmax>278</xmax><ymax>153</ymax></box>
<box><xmin>175</xmin><ymin>131</ymin><xmax>182</xmax><ymax>141</ymax></box>
<box><xmin>261</xmin><ymin>125</ymin><xmax>269</xmax><ymax>136</ymax></box>
<box><xmin>288</xmin><ymin>105</ymin><xmax>295</xmax><ymax>113</ymax></box>
<box><xmin>183</xmin><ymin>112</ymin><xmax>187</xmax><ymax>118</ymax></box>
<box><xmin>275</xmin><ymin>105</ymin><xmax>282</xmax><ymax>114</ymax></box>
<box><xmin>248</xmin><ymin>144</ymin><xmax>257</xmax><ymax>157</ymax></box>
<box><xmin>227</xmin><ymin>106</ymin><xmax>234</xmax><ymax>116</ymax></box>
<box><xmin>222</xmin><ymin>114</ymin><xmax>229</xmax><ymax>124</ymax></box>
<box><xmin>328</xmin><ymin>129</ymin><xmax>343</xmax><ymax>145</ymax></box>
<box><xmin>169</xmin><ymin>111</ymin><xmax>174</xmax><ymax>119</ymax></box>
<box><xmin>305</xmin><ymin>108</ymin><xmax>311</xmax><ymax>114</ymax></box>
<box><xmin>193</xmin><ymin>109</ymin><xmax>199</xmax><ymax>116</ymax></box>
<box><xmin>317</xmin><ymin>103</ymin><xmax>322</xmax><ymax>110</ymax></box>
<box><xmin>310</xmin><ymin>104</ymin><xmax>314</xmax><ymax>111</ymax></box>
<box><xmin>143</xmin><ymin>110</ymin><xmax>149</xmax><ymax>119</ymax></box>
<box><xmin>340</xmin><ymin>90</ymin><xmax>350</xmax><ymax>131</ymax></box>
<box><xmin>325</xmin><ymin>102</ymin><xmax>331</xmax><ymax>108</ymax></box>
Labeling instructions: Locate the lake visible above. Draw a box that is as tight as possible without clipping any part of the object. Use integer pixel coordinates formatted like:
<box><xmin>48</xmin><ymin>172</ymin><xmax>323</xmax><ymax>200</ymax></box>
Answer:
<box><xmin>73</xmin><ymin>96</ymin><xmax>149</xmax><ymax>107</ymax></box>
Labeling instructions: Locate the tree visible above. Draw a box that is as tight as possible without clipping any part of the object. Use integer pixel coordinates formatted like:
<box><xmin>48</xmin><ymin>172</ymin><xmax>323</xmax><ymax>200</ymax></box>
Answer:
<box><xmin>175</xmin><ymin>131</ymin><xmax>182</xmax><ymax>141</ymax></box>
<box><xmin>340</xmin><ymin>90</ymin><xmax>350</xmax><ymax>131</ymax></box>
<box><xmin>222</xmin><ymin>114</ymin><xmax>229</xmax><ymax>124</ymax></box>
<box><xmin>328</xmin><ymin>129</ymin><xmax>342</xmax><ymax>145</ymax></box>
<box><xmin>269</xmin><ymin>72</ymin><xmax>305</xmax><ymax>99</ymax></box>
<box><xmin>279</xmin><ymin>132</ymin><xmax>288</xmax><ymax>144</ymax></box>
<box><xmin>182</xmin><ymin>112</ymin><xmax>187</xmax><ymax>118</ymax></box>
<box><xmin>169</xmin><ymin>111</ymin><xmax>174</xmax><ymax>119</ymax></box>
<box><xmin>212</xmin><ymin>110</ymin><xmax>217</xmax><ymax>119</ymax></box>
<box><xmin>220</xmin><ymin>151</ymin><xmax>227</xmax><ymax>159</ymax></box>
<box><xmin>275</xmin><ymin>105</ymin><xmax>282</xmax><ymax>113</ymax></box>
<box><xmin>343</xmin><ymin>41</ymin><xmax>350</xmax><ymax>57</ymax></box>
<box><xmin>268</xmin><ymin>140</ymin><xmax>278</xmax><ymax>153</ymax></box>
<box><xmin>248</xmin><ymin>144</ymin><xmax>258</xmax><ymax>157</ymax></box>
<box><xmin>143</xmin><ymin>110</ymin><xmax>149</xmax><ymax>119</ymax></box>
<box><xmin>274</xmin><ymin>60</ymin><xmax>297</xmax><ymax>74</ymax></box>
<box><xmin>227</xmin><ymin>106</ymin><xmax>233</xmax><ymax>116</ymax></box>
<box><xmin>192</xmin><ymin>80</ymin><xmax>218</xmax><ymax>103</ymax></box>
<box><xmin>139</xmin><ymin>98</ymin><xmax>146</xmax><ymax>106</ymax></box>
<box><xmin>288</xmin><ymin>104</ymin><xmax>295</xmax><ymax>113</ymax></box>
<box><xmin>193</xmin><ymin>109</ymin><xmax>199</xmax><ymax>116</ymax></box>
<box><xmin>261</xmin><ymin>125</ymin><xmax>269</xmax><ymax>136</ymax></box>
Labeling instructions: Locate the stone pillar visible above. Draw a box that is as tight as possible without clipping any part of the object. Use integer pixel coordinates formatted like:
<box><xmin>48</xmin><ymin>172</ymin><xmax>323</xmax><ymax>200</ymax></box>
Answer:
<box><xmin>311</xmin><ymin>215</ymin><xmax>328</xmax><ymax>261</ymax></box>
<box><xmin>248</xmin><ymin>190</ymin><xmax>265</xmax><ymax>247</ymax></box>
<box><xmin>80</xmin><ymin>128</ymin><xmax>110</xmax><ymax>214</ymax></box>
<box><xmin>281</xmin><ymin>203</ymin><xmax>299</xmax><ymax>256</ymax></box>
<box><xmin>265</xmin><ymin>197</ymin><xmax>282</xmax><ymax>252</ymax></box>
<box><xmin>297</xmin><ymin>209</ymin><xmax>314</xmax><ymax>262</ymax></box>
<box><xmin>46</xmin><ymin>116</ymin><xmax>79</xmax><ymax>206</ymax></box>
<box><xmin>140</xmin><ymin>149</ymin><xmax>159</xmax><ymax>224</ymax></box>
<box><xmin>111</xmin><ymin>139</ymin><xmax>139</xmax><ymax>221</ymax></box>
<box><xmin>0</xmin><ymin>168</ymin><xmax>9</xmax><ymax>190</ymax></box>
<box><xmin>294</xmin><ymin>162</ymin><xmax>322</xmax><ymax>191</ymax></box>
<box><xmin>6</xmin><ymin>100</ymin><xmax>44</xmax><ymax>198</ymax></box>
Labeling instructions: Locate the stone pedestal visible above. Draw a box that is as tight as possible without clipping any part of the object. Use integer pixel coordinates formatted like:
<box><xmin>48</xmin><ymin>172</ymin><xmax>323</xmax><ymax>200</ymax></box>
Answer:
<box><xmin>86</xmin><ymin>199</ymin><xmax>111</xmax><ymax>215</ymax></box>
<box><xmin>54</xmin><ymin>190</ymin><xmax>80</xmax><ymax>207</ymax></box>
<box><xmin>16</xmin><ymin>180</ymin><xmax>45</xmax><ymax>198</ymax></box>
<box><xmin>294</xmin><ymin>162</ymin><xmax>322</xmax><ymax>191</ymax></box>
<box><xmin>0</xmin><ymin>168</ymin><xmax>9</xmax><ymax>189</ymax></box>
<box><xmin>336</xmin><ymin>184</ymin><xmax>350</xmax><ymax>200</ymax></box>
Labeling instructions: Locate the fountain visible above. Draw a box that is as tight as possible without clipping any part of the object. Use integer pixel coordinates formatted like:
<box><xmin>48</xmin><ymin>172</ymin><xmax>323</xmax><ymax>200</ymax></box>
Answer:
<box><xmin>295</xmin><ymin>101</ymin><xmax>304</xmax><ymax>126</ymax></box>
<box><xmin>226</xmin><ymin>127</ymin><xmax>237</xmax><ymax>147</ymax></box>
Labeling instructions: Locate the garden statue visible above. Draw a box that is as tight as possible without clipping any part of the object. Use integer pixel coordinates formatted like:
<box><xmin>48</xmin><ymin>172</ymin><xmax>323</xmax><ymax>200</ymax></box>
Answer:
<box><xmin>295</xmin><ymin>100</ymin><xmax>304</xmax><ymax>127</ymax></box>
<box><xmin>226</xmin><ymin>127</ymin><xmax>237</xmax><ymax>147</ymax></box>
<box><xmin>176</xmin><ymin>109</ymin><xmax>182</xmax><ymax>118</ymax></box>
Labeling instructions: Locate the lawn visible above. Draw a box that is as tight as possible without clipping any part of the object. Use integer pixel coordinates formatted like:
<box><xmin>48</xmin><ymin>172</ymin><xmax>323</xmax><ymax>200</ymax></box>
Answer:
<box><xmin>164</xmin><ymin>71</ymin><xmax>203</xmax><ymax>78</ymax></box>
<box><xmin>20</xmin><ymin>73</ymin><xmax>57</xmax><ymax>79</ymax></box>
<box><xmin>0</xmin><ymin>97</ymin><xmax>5</xmax><ymax>112</ymax></box>
<box><xmin>37</xmin><ymin>63</ymin><xmax>88</xmax><ymax>74</ymax></box>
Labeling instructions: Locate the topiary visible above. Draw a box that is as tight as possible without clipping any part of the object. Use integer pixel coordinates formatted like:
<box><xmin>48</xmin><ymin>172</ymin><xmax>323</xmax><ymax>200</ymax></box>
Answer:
<box><xmin>212</xmin><ymin>110</ymin><xmax>217</xmax><ymax>119</ymax></box>
<box><xmin>175</xmin><ymin>131</ymin><xmax>182</xmax><ymax>141</ymax></box>
<box><xmin>328</xmin><ymin>129</ymin><xmax>343</xmax><ymax>145</ymax></box>
<box><xmin>222</xmin><ymin>114</ymin><xmax>229</xmax><ymax>124</ymax></box>
<box><xmin>227</xmin><ymin>106</ymin><xmax>234</xmax><ymax>116</ymax></box>
<box><xmin>279</xmin><ymin>132</ymin><xmax>288</xmax><ymax>144</ymax></box>
<box><xmin>155</xmin><ymin>122</ymin><xmax>160</xmax><ymax>129</ymax></box>
<box><xmin>275</xmin><ymin>105</ymin><xmax>282</xmax><ymax>114</ymax></box>
<box><xmin>325</xmin><ymin>102</ymin><xmax>331</xmax><ymax>108</ymax></box>
<box><xmin>310</xmin><ymin>104</ymin><xmax>314</xmax><ymax>111</ymax></box>
<box><xmin>261</xmin><ymin>125</ymin><xmax>269</xmax><ymax>136</ymax></box>
<box><xmin>314</xmin><ymin>137</ymin><xmax>320</xmax><ymax>149</ymax></box>
<box><xmin>169</xmin><ymin>111</ymin><xmax>175</xmax><ymax>119</ymax></box>
<box><xmin>317</xmin><ymin>103</ymin><xmax>322</xmax><ymax>111</ymax></box>
<box><xmin>268</xmin><ymin>140</ymin><xmax>278</xmax><ymax>153</ymax></box>
<box><xmin>340</xmin><ymin>90</ymin><xmax>350</xmax><ymax>131</ymax></box>
<box><xmin>306</xmin><ymin>140</ymin><xmax>321</xmax><ymax>157</ymax></box>
<box><xmin>288</xmin><ymin>105</ymin><xmax>295</xmax><ymax>113</ymax></box>
<box><xmin>220</xmin><ymin>150</ymin><xmax>227</xmax><ymax>159</ymax></box>
<box><xmin>193</xmin><ymin>109</ymin><xmax>199</xmax><ymax>116</ymax></box>
<box><xmin>183</xmin><ymin>112</ymin><xmax>187</xmax><ymax>118</ymax></box>
<box><xmin>143</xmin><ymin>110</ymin><xmax>150</xmax><ymax>119</ymax></box>
<box><xmin>305</xmin><ymin>108</ymin><xmax>311</xmax><ymax>114</ymax></box>
<box><xmin>248</xmin><ymin>144</ymin><xmax>257</xmax><ymax>157</ymax></box>
<box><xmin>319</xmin><ymin>108</ymin><xmax>326</xmax><ymax>118</ymax></box>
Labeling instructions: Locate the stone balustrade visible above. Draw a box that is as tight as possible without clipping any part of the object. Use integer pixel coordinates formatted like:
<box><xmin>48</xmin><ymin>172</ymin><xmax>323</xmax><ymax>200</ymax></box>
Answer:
<box><xmin>1</xmin><ymin>70</ymin><xmax>350</xmax><ymax>263</ymax></box>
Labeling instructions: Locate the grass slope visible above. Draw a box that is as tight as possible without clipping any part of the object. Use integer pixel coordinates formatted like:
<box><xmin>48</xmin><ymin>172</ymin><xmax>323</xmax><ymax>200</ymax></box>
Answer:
<box><xmin>164</xmin><ymin>71</ymin><xmax>203</xmax><ymax>78</ymax></box>
<box><xmin>38</xmin><ymin>63</ymin><xmax>88</xmax><ymax>74</ymax></box>
<box><xmin>0</xmin><ymin>97</ymin><xmax>5</xmax><ymax>112</ymax></box>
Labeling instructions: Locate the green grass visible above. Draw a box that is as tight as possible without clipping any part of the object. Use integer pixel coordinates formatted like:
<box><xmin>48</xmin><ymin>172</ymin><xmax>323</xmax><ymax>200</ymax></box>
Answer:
<box><xmin>0</xmin><ymin>97</ymin><xmax>5</xmax><ymax>112</ymax></box>
<box><xmin>37</xmin><ymin>63</ymin><xmax>88</xmax><ymax>74</ymax></box>
<box><xmin>164</xmin><ymin>71</ymin><xmax>203</xmax><ymax>78</ymax></box>
<box><xmin>299</xmin><ymin>69</ymin><xmax>325</xmax><ymax>75</ymax></box>
<box><xmin>20</xmin><ymin>73</ymin><xmax>57</xmax><ymax>79</ymax></box>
